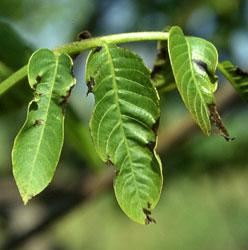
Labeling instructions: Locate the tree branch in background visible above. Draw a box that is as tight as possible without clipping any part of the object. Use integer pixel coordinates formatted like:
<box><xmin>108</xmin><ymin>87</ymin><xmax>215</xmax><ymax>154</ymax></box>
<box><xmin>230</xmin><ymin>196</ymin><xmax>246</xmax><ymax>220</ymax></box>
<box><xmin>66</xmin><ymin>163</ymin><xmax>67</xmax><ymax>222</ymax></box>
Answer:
<box><xmin>1</xmin><ymin>83</ymin><xmax>239</xmax><ymax>250</ymax></box>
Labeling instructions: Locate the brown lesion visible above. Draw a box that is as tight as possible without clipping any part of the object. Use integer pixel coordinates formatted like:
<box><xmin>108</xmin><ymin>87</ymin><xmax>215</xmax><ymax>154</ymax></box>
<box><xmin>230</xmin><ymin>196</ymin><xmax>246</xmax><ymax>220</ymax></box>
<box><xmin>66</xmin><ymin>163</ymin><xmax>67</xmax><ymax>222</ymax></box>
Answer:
<box><xmin>33</xmin><ymin>119</ymin><xmax>44</xmax><ymax>126</ymax></box>
<box><xmin>208</xmin><ymin>104</ymin><xmax>235</xmax><ymax>141</ymax></box>
<box><xmin>143</xmin><ymin>202</ymin><xmax>156</xmax><ymax>225</ymax></box>
<box><xmin>60</xmin><ymin>85</ymin><xmax>74</xmax><ymax>105</ymax></box>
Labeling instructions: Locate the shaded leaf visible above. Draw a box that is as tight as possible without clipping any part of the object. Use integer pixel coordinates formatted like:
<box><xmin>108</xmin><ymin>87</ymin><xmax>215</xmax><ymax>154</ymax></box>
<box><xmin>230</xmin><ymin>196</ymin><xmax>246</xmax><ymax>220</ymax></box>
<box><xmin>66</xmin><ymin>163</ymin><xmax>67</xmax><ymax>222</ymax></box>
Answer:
<box><xmin>168</xmin><ymin>26</ymin><xmax>219</xmax><ymax>135</ymax></box>
<box><xmin>151</xmin><ymin>39</ymin><xmax>175</xmax><ymax>92</ymax></box>
<box><xmin>12</xmin><ymin>49</ymin><xmax>75</xmax><ymax>203</ymax></box>
<box><xmin>0</xmin><ymin>21</ymin><xmax>33</xmax><ymax>70</ymax></box>
<box><xmin>86</xmin><ymin>43</ymin><xmax>163</xmax><ymax>224</ymax></box>
<box><xmin>218</xmin><ymin>60</ymin><xmax>248</xmax><ymax>101</ymax></box>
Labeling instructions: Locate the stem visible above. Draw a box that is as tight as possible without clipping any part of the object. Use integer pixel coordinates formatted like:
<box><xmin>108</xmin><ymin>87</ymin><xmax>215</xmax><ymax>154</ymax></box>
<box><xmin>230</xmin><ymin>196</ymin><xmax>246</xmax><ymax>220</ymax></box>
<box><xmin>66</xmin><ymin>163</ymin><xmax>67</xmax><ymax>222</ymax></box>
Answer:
<box><xmin>55</xmin><ymin>32</ymin><xmax>169</xmax><ymax>55</ymax></box>
<box><xmin>0</xmin><ymin>32</ymin><xmax>169</xmax><ymax>96</ymax></box>
<box><xmin>0</xmin><ymin>65</ymin><xmax>27</xmax><ymax>96</ymax></box>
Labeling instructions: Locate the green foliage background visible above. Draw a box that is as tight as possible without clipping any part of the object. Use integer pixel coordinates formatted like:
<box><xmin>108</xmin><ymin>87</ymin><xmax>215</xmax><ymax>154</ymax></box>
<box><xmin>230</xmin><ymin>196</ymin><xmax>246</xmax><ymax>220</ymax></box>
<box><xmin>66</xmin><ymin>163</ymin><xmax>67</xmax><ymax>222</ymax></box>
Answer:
<box><xmin>0</xmin><ymin>0</ymin><xmax>247</xmax><ymax>249</ymax></box>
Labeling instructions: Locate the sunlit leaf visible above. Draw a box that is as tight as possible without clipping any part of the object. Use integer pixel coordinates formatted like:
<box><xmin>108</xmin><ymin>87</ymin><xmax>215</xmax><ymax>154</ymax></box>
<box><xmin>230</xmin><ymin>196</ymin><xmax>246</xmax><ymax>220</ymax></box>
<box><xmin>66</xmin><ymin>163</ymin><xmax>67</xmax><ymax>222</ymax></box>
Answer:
<box><xmin>85</xmin><ymin>43</ymin><xmax>163</xmax><ymax>224</ymax></box>
<box><xmin>12</xmin><ymin>49</ymin><xmax>75</xmax><ymax>203</ymax></box>
<box><xmin>168</xmin><ymin>26</ymin><xmax>219</xmax><ymax>135</ymax></box>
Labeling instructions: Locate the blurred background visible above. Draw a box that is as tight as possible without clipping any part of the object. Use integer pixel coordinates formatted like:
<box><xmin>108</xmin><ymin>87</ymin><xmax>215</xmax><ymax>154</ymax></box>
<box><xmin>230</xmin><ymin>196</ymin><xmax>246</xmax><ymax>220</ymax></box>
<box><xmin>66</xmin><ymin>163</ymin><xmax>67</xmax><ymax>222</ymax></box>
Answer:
<box><xmin>0</xmin><ymin>0</ymin><xmax>248</xmax><ymax>249</ymax></box>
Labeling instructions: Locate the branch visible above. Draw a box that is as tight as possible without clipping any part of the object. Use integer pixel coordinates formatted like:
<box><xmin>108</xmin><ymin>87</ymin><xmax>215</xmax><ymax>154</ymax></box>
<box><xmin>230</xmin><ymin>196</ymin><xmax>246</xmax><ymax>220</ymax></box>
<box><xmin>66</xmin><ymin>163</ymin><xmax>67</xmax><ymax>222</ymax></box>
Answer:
<box><xmin>0</xmin><ymin>31</ymin><xmax>169</xmax><ymax>96</ymax></box>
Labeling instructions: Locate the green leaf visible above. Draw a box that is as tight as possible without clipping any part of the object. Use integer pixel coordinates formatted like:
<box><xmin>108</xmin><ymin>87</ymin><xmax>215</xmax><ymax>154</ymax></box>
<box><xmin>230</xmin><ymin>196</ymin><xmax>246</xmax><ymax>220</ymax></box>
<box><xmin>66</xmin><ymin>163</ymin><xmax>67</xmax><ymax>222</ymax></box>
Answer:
<box><xmin>151</xmin><ymin>39</ymin><xmax>176</xmax><ymax>92</ymax></box>
<box><xmin>168</xmin><ymin>26</ymin><xmax>219</xmax><ymax>135</ymax></box>
<box><xmin>85</xmin><ymin>44</ymin><xmax>163</xmax><ymax>224</ymax></box>
<box><xmin>0</xmin><ymin>21</ymin><xmax>33</xmax><ymax>70</ymax></box>
<box><xmin>218</xmin><ymin>60</ymin><xmax>248</xmax><ymax>102</ymax></box>
<box><xmin>12</xmin><ymin>49</ymin><xmax>75</xmax><ymax>204</ymax></box>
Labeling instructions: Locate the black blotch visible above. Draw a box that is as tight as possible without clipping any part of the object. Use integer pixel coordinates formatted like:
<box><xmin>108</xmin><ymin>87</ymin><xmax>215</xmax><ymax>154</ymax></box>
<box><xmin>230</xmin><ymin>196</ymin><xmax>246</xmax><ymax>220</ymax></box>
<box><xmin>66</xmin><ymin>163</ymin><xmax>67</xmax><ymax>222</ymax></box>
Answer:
<box><xmin>60</xmin><ymin>86</ymin><xmax>74</xmax><ymax>105</ymax></box>
<box><xmin>77</xmin><ymin>30</ymin><xmax>92</xmax><ymax>40</ymax></box>
<box><xmin>143</xmin><ymin>204</ymin><xmax>156</xmax><ymax>225</ymax></box>
<box><xmin>151</xmin><ymin>65</ymin><xmax>163</xmax><ymax>79</ymax></box>
<box><xmin>151</xmin><ymin>46</ymin><xmax>166</xmax><ymax>79</ymax></box>
<box><xmin>33</xmin><ymin>119</ymin><xmax>44</xmax><ymax>126</ymax></box>
<box><xmin>86</xmin><ymin>76</ymin><xmax>95</xmax><ymax>95</ymax></box>
<box><xmin>147</xmin><ymin>202</ymin><xmax>151</xmax><ymax>209</ymax></box>
<box><xmin>93</xmin><ymin>46</ymin><xmax>102</xmax><ymax>54</ymax></box>
<box><xmin>33</xmin><ymin>75</ymin><xmax>42</xmax><ymax>89</ymax></box>
<box><xmin>36</xmin><ymin>75</ymin><xmax>41</xmax><ymax>83</ymax></box>
<box><xmin>143</xmin><ymin>208</ymin><xmax>151</xmax><ymax>215</ymax></box>
<box><xmin>193</xmin><ymin>59</ymin><xmax>218</xmax><ymax>83</ymax></box>
<box><xmin>105</xmin><ymin>157</ymin><xmax>113</xmax><ymax>167</ymax></box>
<box><xmin>235</xmin><ymin>67</ymin><xmax>248</xmax><ymax>76</ymax></box>
<box><xmin>152</xmin><ymin>118</ymin><xmax>160</xmax><ymax>134</ymax></box>
<box><xmin>30</xmin><ymin>102</ymin><xmax>38</xmax><ymax>111</ymax></box>
<box><xmin>146</xmin><ymin>141</ymin><xmax>156</xmax><ymax>150</ymax></box>
<box><xmin>208</xmin><ymin>104</ymin><xmax>235</xmax><ymax>141</ymax></box>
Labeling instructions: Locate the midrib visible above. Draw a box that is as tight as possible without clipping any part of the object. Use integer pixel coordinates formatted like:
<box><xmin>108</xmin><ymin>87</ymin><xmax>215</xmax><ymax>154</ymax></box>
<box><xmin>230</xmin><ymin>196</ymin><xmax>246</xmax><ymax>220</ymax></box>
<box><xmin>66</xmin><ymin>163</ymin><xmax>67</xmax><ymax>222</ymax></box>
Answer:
<box><xmin>104</xmin><ymin>45</ymin><xmax>143</xmax><ymax>207</ymax></box>
<box><xmin>26</xmin><ymin>58</ymin><xmax>59</xmax><ymax>195</ymax></box>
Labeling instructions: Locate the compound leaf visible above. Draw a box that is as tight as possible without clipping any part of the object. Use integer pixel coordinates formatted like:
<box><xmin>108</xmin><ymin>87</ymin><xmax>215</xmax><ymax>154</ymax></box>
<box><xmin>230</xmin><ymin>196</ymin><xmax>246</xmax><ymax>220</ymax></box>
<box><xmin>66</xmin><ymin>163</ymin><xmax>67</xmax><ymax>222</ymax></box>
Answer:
<box><xmin>168</xmin><ymin>26</ymin><xmax>219</xmax><ymax>135</ymax></box>
<box><xmin>218</xmin><ymin>60</ymin><xmax>248</xmax><ymax>102</ymax></box>
<box><xmin>12</xmin><ymin>49</ymin><xmax>75</xmax><ymax>204</ymax></box>
<box><xmin>86</xmin><ymin>43</ymin><xmax>163</xmax><ymax>224</ymax></box>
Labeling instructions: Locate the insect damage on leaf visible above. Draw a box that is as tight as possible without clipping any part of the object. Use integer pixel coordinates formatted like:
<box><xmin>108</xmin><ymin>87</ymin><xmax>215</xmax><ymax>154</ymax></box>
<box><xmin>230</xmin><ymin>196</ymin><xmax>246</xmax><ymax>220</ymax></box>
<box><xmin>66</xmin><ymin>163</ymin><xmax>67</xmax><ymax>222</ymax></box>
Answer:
<box><xmin>86</xmin><ymin>76</ymin><xmax>95</xmax><ymax>95</ymax></box>
<box><xmin>193</xmin><ymin>59</ymin><xmax>218</xmax><ymax>84</ymax></box>
<box><xmin>12</xmin><ymin>48</ymin><xmax>75</xmax><ymax>204</ymax></box>
<box><xmin>208</xmin><ymin>104</ymin><xmax>234</xmax><ymax>141</ymax></box>
<box><xmin>143</xmin><ymin>202</ymin><xmax>156</xmax><ymax>224</ymax></box>
<box><xmin>85</xmin><ymin>43</ymin><xmax>163</xmax><ymax>224</ymax></box>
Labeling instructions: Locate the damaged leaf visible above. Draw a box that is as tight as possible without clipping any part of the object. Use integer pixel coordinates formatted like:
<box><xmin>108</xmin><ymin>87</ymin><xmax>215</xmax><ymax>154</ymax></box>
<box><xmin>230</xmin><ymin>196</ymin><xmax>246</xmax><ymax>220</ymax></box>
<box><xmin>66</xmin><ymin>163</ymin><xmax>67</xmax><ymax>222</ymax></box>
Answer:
<box><xmin>168</xmin><ymin>26</ymin><xmax>227</xmax><ymax>136</ymax></box>
<box><xmin>12</xmin><ymin>49</ymin><xmax>75</xmax><ymax>204</ymax></box>
<box><xmin>85</xmin><ymin>43</ymin><xmax>163</xmax><ymax>224</ymax></box>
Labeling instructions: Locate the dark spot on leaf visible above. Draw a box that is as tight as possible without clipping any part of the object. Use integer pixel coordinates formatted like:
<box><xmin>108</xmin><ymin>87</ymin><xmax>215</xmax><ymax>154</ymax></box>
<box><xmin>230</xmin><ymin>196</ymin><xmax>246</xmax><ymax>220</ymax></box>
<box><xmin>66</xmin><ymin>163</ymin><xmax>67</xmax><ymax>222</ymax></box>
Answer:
<box><xmin>93</xmin><ymin>46</ymin><xmax>102</xmax><ymax>54</ymax></box>
<box><xmin>147</xmin><ymin>202</ymin><xmax>151</xmax><ymax>209</ymax></box>
<box><xmin>152</xmin><ymin>118</ymin><xmax>160</xmax><ymax>134</ymax></box>
<box><xmin>33</xmin><ymin>119</ymin><xmax>44</xmax><ymax>126</ymax></box>
<box><xmin>146</xmin><ymin>141</ymin><xmax>156</xmax><ymax>150</ymax></box>
<box><xmin>77</xmin><ymin>30</ymin><xmax>92</xmax><ymax>40</ymax></box>
<box><xmin>208</xmin><ymin>104</ymin><xmax>234</xmax><ymax>141</ymax></box>
<box><xmin>151</xmin><ymin>65</ymin><xmax>163</xmax><ymax>79</ymax></box>
<box><xmin>36</xmin><ymin>75</ymin><xmax>41</xmax><ymax>84</ymax></box>
<box><xmin>60</xmin><ymin>85</ymin><xmax>74</xmax><ymax>105</ymax></box>
<box><xmin>30</xmin><ymin>102</ymin><xmax>38</xmax><ymax>111</ymax></box>
<box><xmin>143</xmin><ymin>204</ymin><xmax>156</xmax><ymax>225</ymax></box>
<box><xmin>86</xmin><ymin>76</ymin><xmax>95</xmax><ymax>95</ymax></box>
<box><xmin>193</xmin><ymin>59</ymin><xmax>218</xmax><ymax>83</ymax></box>
<box><xmin>235</xmin><ymin>67</ymin><xmax>248</xmax><ymax>77</ymax></box>
<box><xmin>105</xmin><ymin>157</ymin><xmax>113</xmax><ymax>167</ymax></box>
<box><xmin>143</xmin><ymin>208</ymin><xmax>151</xmax><ymax>215</ymax></box>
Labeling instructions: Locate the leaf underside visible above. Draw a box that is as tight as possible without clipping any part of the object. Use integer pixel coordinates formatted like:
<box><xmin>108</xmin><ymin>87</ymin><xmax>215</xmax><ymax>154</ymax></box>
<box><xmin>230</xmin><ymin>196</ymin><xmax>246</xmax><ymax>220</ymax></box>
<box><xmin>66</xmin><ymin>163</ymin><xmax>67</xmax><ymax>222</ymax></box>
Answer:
<box><xmin>168</xmin><ymin>26</ymin><xmax>219</xmax><ymax>135</ymax></box>
<box><xmin>218</xmin><ymin>60</ymin><xmax>248</xmax><ymax>102</ymax></box>
<box><xmin>86</xmin><ymin>43</ymin><xmax>163</xmax><ymax>224</ymax></box>
<box><xmin>12</xmin><ymin>49</ymin><xmax>75</xmax><ymax>204</ymax></box>
<box><xmin>151</xmin><ymin>39</ymin><xmax>175</xmax><ymax>92</ymax></box>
